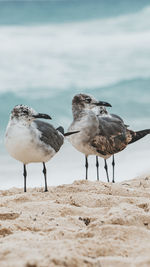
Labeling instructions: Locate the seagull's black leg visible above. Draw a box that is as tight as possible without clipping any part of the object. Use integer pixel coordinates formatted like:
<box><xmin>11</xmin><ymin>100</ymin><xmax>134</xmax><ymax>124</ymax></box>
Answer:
<box><xmin>85</xmin><ymin>156</ymin><xmax>88</xmax><ymax>180</ymax></box>
<box><xmin>104</xmin><ymin>159</ymin><xmax>109</xmax><ymax>182</ymax></box>
<box><xmin>96</xmin><ymin>156</ymin><xmax>99</xmax><ymax>181</ymax></box>
<box><xmin>23</xmin><ymin>164</ymin><xmax>27</xmax><ymax>192</ymax></box>
<box><xmin>112</xmin><ymin>155</ymin><xmax>115</xmax><ymax>183</ymax></box>
<box><xmin>43</xmin><ymin>162</ymin><xmax>48</xmax><ymax>192</ymax></box>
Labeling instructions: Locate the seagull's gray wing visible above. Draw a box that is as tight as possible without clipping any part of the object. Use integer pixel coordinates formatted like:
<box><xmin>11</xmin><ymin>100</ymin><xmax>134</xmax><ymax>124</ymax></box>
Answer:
<box><xmin>91</xmin><ymin>116</ymin><xmax>132</xmax><ymax>156</ymax></box>
<box><xmin>110</xmin><ymin>113</ymin><xmax>124</xmax><ymax>122</ymax></box>
<box><xmin>34</xmin><ymin>120</ymin><xmax>64</xmax><ymax>152</ymax></box>
<box><xmin>98</xmin><ymin>116</ymin><xmax>127</xmax><ymax>136</ymax></box>
<box><xmin>111</xmin><ymin>113</ymin><xmax>129</xmax><ymax>127</ymax></box>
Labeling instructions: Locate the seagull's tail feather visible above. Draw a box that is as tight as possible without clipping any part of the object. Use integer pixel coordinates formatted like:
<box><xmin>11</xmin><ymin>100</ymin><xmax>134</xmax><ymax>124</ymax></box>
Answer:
<box><xmin>56</xmin><ymin>126</ymin><xmax>80</xmax><ymax>136</ymax></box>
<box><xmin>129</xmin><ymin>129</ymin><xmax>150</xmax><ymax>145</ymax></box>
<box><xmin>64</xmin><ymin>131</ymin><xmax>80</xmax><ymax>137</ymax></box>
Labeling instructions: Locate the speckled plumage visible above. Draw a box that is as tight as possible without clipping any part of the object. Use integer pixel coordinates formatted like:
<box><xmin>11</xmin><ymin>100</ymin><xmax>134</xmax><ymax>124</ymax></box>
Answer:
<box><xmin>92</xmin><ymin>114</ymin><xmax>133</xmax><ymax>157</ymax></box>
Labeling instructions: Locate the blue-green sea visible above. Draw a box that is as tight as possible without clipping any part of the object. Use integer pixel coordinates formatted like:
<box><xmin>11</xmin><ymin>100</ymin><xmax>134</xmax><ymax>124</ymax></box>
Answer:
<box><xmin>0</xmin><ymin>0</ymin><xmax>150</xmax><ymax>189</ymax></box>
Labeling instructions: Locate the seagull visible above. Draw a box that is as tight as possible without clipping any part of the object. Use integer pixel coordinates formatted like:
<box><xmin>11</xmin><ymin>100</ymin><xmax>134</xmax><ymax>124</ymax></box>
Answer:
<box><xmin>68</xmin><ymin>93</ymin><xmax>150</xmax><ymax>181</ymax></box>
<box><xmin>68</xmin><ymin>94</ymin><xmax>112</xmax><ymax>180</ymax></box>
<box><xmin>95</xmin><ymin>106</ymin><xmax>128</xmax><ymax>183</ymax></box>
<box><xmin>95</xmin><ymin>105</ymin><xmax>150</xmax><ymax>183</ymax></box>
<box><xmin>5</xmin><ymin>105</ymin><xmax>79</xmax><ymax>192</ymax></box>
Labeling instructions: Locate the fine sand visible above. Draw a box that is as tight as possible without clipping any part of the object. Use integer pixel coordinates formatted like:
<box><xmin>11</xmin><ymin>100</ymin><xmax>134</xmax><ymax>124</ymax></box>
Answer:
<box><xmin>1</xmin><ymin>177</ymin><xmax>150</xmax><ymax>267</ymax></box>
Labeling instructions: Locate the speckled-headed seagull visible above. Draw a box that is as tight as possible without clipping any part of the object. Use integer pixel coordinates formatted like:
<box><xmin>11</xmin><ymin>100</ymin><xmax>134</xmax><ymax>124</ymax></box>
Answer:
<box><xmin>5</xmin><ymin>105</ymin><xmax>79</xmax><ymax>192</ymax></box>
<box><xmin>94</xmin><ymin>105</ymin><xmax>128</xmax><ymax>183</ymax></box>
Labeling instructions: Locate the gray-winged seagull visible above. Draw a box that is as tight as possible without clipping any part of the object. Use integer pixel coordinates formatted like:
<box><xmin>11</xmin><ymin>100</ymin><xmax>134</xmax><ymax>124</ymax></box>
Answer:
<box><xmin>95</xmin><ymin>105</ymin><xmax>129</xmax><ymax>183</ymax></box>
<box><xmin>5</xmin><ymin>105</ymin><xmax>79</xmax><ymax>192</ymax></box>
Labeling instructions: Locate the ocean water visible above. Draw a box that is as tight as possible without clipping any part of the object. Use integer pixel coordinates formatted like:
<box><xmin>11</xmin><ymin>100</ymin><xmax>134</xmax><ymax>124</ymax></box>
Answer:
<box><xmin>0</xmin><ymin>0</ymin><xmax>150</xmax><ymax>189</ymax></box>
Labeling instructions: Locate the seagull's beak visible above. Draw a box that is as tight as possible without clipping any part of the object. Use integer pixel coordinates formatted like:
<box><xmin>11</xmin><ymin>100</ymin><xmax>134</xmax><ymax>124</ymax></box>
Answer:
<box><xmin>94</xmin><ymin>101</ymin><xmax>112</xmax><ymax>107</ymax></box>
<box><xmin>33</xmin><ymin>113</ymin><xmax>52</xmax><ymax>120</ymax></box>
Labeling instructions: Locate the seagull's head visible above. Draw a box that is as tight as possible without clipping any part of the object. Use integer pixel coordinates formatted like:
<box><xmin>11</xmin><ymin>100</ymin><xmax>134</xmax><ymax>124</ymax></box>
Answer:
<box><xmin>72</xmin><ymin>94</ymin><xmax>112</xmax><ymax>110</ymax></box>
<box><xmin>11</xmin><ymin>105</ymin><xmax>52</xmax><ymax>121</ymax></box>
<box><xmin>99</xmin><ymin>106</ymin><xmax>108</xmax><ymax>115</ymax></box>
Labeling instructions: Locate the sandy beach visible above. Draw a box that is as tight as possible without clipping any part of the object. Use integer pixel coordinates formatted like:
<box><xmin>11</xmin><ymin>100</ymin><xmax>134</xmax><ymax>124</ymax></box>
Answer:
<box><xmin>1</xmin><ymin>177</ymin><xmax>150</xmax><ymax>267</ymax></box>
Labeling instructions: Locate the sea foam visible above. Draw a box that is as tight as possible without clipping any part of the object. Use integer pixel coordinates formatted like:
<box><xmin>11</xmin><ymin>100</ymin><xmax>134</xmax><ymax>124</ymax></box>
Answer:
<box><xmin>0</xmin><ymin>6</ymin><xmax>150</xmax><ymax>96</ymax></box>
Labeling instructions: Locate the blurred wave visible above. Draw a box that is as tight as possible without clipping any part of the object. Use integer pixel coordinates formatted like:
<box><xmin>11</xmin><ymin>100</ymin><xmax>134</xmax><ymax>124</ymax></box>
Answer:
<box><xmin>0</xmin><ymin>6</ymin><xmax>150</xmax><ymax>98</ymax></box>
<box><xmin>0</xmin><ymin>78</ymin><xmax>150</xmax><ymax>132</ymax></box>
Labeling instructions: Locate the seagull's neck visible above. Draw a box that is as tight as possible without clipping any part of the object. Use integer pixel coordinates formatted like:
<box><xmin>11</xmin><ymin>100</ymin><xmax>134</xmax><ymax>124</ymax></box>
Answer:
<box><xmin>9</xmin><ymin>117</ymin><xmax>33</xmax><ymax>127</ymax></box>
<box><xmin>72</xmin><ymin>106</ymin><xmax>94</xmax><ymax>121</ymax></box>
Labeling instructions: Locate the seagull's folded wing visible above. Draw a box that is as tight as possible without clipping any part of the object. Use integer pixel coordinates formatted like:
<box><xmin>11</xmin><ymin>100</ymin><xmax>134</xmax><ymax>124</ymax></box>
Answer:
<box><xmin>34</xmin><ymin>120</ymin><xmax>64</xmax><ymax>152</ymax></box>
<box><xmin>91</xmin><ymin>116</ymin><xmax>132</xmax><ymax>156</ymax></box>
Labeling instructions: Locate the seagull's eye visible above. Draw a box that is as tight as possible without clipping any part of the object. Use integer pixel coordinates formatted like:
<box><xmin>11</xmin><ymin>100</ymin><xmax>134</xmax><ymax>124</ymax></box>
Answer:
<box><xmin>23</xmin><ymin>110</ymin><xmax>28</xmax><ymax>115</ymax></box>
<box><xmin>85</xmin><ymin>98</ymin><xmax>91</xmax><ymax>103</ymax></box>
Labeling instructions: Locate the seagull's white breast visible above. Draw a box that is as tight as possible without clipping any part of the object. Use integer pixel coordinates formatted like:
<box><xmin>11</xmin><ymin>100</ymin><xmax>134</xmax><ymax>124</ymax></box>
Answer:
<box><xmin>68</xmin><ymin>113</ymin><xmax>100</xmax><ymax>156</ymax></box>
<box><xmin>5</xmin><ymin>120</ymin><xmax>55</xmax><ymax>164</ymax></box>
